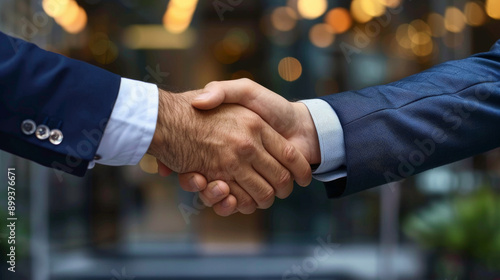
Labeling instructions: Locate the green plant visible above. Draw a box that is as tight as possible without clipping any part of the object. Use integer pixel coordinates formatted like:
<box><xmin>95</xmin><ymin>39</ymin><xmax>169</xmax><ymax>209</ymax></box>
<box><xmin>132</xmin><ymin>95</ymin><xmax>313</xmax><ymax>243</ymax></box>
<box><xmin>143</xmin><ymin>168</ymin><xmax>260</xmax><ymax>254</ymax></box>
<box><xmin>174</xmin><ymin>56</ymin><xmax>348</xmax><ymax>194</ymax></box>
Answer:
<box><xmin>403</xmin><ymin>187</ymin><xmax>500</xmax><ymax>269</ymax></box>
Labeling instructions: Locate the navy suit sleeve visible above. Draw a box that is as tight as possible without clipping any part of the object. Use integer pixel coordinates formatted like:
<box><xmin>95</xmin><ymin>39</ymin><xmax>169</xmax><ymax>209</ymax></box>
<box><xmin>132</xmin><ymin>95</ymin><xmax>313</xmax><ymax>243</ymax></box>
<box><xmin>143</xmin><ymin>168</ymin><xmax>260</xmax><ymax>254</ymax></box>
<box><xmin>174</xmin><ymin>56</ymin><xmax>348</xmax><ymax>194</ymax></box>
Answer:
<box><xmin>0</xmin><ymin>32</ymin><xmax>121</xmax><ymax>176</ymax></box>
<box><xmin>320</xmin><ymin>40</ymin><xmax>500</xmax><ymax>198</ymax></box>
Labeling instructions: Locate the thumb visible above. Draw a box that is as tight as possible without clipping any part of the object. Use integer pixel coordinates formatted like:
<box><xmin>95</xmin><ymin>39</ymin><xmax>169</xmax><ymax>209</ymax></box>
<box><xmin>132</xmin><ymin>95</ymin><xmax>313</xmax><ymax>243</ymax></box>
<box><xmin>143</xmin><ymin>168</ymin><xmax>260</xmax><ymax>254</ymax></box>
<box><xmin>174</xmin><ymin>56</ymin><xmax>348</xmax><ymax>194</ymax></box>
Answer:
<box><xmin>192</xmin><ymin>78</ymin><xmax>263</xmax><ymax>110</ymax></box>
<box><xmin>192</xmin><ymin>85</ymin><xmax>227</xmax><ymax>110</ymax></box>
<box><xmin>192</xmin><ymin>79</ymin><xmax>294</xmax><ymax>135</ymax></box>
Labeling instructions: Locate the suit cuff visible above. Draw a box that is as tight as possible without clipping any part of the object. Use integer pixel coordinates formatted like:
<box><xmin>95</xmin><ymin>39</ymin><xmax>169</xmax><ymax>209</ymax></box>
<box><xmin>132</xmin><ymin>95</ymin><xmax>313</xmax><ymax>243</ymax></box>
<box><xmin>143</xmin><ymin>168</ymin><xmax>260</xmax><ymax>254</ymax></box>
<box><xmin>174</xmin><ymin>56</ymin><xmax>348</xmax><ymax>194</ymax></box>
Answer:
<box><xmin>89</xmin><ymin>78</ymin><xmax>158</xmax><ymax>168</ymax></box>
<box><xmin>300</xmin><ymin>99</ymin><xmax>346</xmax><ymax>182</ymax></box>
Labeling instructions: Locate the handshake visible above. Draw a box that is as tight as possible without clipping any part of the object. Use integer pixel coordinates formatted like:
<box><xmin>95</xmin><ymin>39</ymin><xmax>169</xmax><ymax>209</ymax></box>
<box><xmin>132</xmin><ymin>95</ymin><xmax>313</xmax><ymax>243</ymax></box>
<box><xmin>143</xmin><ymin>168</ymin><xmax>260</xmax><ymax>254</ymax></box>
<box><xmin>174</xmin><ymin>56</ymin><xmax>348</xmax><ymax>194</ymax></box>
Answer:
<box><xmin>147</xmin><ymin>78</ymin><xmax>322</xmax><ymax>217</ymax></box>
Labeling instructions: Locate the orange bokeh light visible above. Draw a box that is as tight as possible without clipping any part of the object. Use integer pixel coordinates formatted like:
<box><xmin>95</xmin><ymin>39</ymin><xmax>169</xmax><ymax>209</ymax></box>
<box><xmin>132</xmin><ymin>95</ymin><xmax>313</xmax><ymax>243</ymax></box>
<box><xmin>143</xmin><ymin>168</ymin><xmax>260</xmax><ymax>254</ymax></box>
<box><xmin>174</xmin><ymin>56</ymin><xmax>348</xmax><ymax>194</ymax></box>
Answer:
<box><xmin>325</xmin><ymin>8</ymin><xmax>352</xmax><ymax>34</ymax></box>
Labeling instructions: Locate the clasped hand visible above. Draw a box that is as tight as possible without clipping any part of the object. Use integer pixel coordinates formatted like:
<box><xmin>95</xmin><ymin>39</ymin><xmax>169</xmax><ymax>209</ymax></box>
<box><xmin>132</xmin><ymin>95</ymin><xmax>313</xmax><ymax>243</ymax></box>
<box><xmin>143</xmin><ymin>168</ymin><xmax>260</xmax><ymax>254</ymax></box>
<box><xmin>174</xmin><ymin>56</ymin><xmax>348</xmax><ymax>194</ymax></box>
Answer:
<box><xmin>148</xmin><ymin>79</ymin><xmax>321</xmax><ymax>216</ymax></box>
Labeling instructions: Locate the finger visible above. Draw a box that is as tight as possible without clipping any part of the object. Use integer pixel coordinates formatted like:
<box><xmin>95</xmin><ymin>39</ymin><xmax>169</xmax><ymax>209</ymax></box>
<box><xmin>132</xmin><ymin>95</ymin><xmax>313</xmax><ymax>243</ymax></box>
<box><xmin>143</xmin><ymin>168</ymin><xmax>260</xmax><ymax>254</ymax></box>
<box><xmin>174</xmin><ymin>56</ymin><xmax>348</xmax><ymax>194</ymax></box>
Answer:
<box><xmin>198</xmin><ymin>180</ymin><xmax>230</xmax><ymax>207</ymax></box>
<box><xmin>233</xmin><ymin>167</ymin><xmax>275</xmax><ymax>209</ymax></box>
<box><xmin>261</xmin><ymin>125</ymin><xmax>312</xmax><ymax>187</ymax></box>
<box><xmin>157</xmin><ymin>159</ymin><xmax>174</xmax><ymax>177</ymax></box>
<box><xmin>178</xmin><ymin>173</ymin><xmax>207</xmax><ymax>192</ymax></box>
<box><xmin>227</xmin><ymin>181</ymin><xmax>258</xmax><ymax>214</ymax></box>
<box><xmin>213</xmin><ymin>195</ymin><xmax>238</xmax><ymax>217</ymax></box>
<box><xmin>252</xmin><ymin>153</ymin><xmax>293</xmax><ymax>199</ymax></box>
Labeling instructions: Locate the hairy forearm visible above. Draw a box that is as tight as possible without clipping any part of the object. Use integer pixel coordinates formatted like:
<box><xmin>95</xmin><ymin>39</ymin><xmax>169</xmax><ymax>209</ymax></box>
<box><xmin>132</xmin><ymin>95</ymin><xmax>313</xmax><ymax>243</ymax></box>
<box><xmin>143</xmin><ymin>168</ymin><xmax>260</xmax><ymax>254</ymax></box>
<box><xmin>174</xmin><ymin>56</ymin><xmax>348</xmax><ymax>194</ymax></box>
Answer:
<box><xmin>148</xmin><ymin>89</ymin><xmax>198</xmax><ymax>173</ymax></box>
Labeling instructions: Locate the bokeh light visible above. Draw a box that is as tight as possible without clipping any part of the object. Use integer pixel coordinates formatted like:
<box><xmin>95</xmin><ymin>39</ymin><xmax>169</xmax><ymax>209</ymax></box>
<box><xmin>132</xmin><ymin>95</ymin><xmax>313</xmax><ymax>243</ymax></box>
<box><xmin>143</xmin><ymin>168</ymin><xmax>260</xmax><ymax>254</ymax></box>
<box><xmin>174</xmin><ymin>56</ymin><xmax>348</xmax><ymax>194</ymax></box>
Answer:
<box><xmin>43</xmin><ymin>0</ymin><xmax>87</xmax><ymax>34</ymax></box>
<box><xmin>297</xmin><ymin>0</ymin><xmax>328</xmax><ymax>20</ymax></box>
<box><xmin>62</xmin><ymin>7</ymin><xmax>87</xmax><ymax>34</ymax></box>
<box><xmin>409</xmin><ymin>20</ymin><xmax>432</xmax><ymax>47</ymax></box>
<box><xmin>163</xmin><ymin>0</ymin><xmax>198</xmax><ymax>34</ymax></box>
<box><xmin>53</xmin><ymin>0</ymin><xmax>78</xmax><ymax>26</ymax></box>
<box><xmin>351</xmin><ymin>0</ymin><xmax>373</xmax><ymax>23</ymax></box>
<box><xmin>223</xmin><ymin>29</ymin><xmax>250</xmax><ymax>56</ymax></box>
<box><xmin>465</xmin><ymin>1</ymin><xmax>487</xmax><ymax>26</ymax></box>
<box><xmin>486</xmin><ymin>0</ymin><xmax>500</xmax><ymax>19</ymax></box>
<box><xmin>445</xmin><ymin>6</ymin><xmax>466</xmax><ymax>33</ymax></box>
<box><xmin>90</xmin><ymin>33</ymin><xmax>119</xmax><ymax>65</ymax></box>
<box><xmin>278</xmin><ymin>57</ymin><xmax>302</xmax><ymax>82</ymax></box>
<box><xmin>360</xmin><ymin>0</ymin><xmax>386</xmax><ymax>17</ymax></box>
<box><xmin>42</xmin><ymin>0</ymin><xmax>70</xmax><ymax>18</ymax></box>
<box><xmin>427</xmin><ymin>13</ymin><xmax>447</xmax><ymax>37</ymax></box>
<box><xmin>123</xmin><ymin>25</ymin><xmax>196</xmax><ymax>49</ymax></box>
<box><xmin>396</xmin><ymin>24</ymin><xmax>413</xmax><ymax>49</ymax></box>
<box><xmin>214</xmin><ymin>29</ymin><xmax>251</xmax><ymax>64</ymax></box>
<box><xmin>378</xmin><ymin>0</ymin><xmax>401</xmax><ymax>8</ymax></box>
<box><xmin>411</xmin><ymin>40</ymin><xmax>433</xmax><ymax>57</ymax></box>
<box><xmin>271</xmin><ymin>7</ymin><xmax>298</xmax><ymax>31</ymax></box>
<box><xmin>410</xmin><ymin>19</ymin><xmax>432</xmax><ymax>35</ymax></box>
<box><xmin>139</xmin><ymin>154</ymin><xmax>158</xmax><ymax>174</ymax></box>
<box><xmin>309</xmin><ymin>23</ymin><xmax>335</xmax><ymax>48</ymax></box>
<box><xmin>325</xmin><ymin>8</ymin><xmax>352</xmax><ymax>34</ymax></box>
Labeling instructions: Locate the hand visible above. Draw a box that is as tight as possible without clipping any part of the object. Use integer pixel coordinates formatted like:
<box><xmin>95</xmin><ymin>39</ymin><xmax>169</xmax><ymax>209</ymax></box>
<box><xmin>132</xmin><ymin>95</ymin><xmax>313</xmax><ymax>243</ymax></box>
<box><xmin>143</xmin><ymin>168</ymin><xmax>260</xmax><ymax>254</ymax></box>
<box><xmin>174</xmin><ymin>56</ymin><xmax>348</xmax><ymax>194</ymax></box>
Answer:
<box><xmin>148</xmin><ymin>88</ymin><xmax>312</xmax><ymax>214</ymax></box>
<box><xmin>159</xmin><ymin>79</ymin><xmax>321</xmax><ymax>216</ymax></box>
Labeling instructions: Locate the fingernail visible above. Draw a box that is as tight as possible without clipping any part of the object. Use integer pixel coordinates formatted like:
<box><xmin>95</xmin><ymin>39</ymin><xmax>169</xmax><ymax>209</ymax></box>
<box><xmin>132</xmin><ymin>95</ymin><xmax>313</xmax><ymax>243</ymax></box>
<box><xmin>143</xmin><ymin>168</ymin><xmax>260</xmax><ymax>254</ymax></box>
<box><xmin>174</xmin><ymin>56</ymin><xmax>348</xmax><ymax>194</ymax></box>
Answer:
<box><xmin>211</xmin><ymin>184</ymin><xmax>223</xmax><ymax>197</ymax></box>
<box><xmin>221</xmin><ymin>198</ymin><xmax>231</xmax><ymax>208</ymax></box>
<box><xmin>194</xmin><ymin>91</ymin><xmax>212</xmax><ymax>101</ymax></box>
<box><xmin>189</xmin><ymin>177</ymin><xmax>201</xmax><ymax>191</ymax></box>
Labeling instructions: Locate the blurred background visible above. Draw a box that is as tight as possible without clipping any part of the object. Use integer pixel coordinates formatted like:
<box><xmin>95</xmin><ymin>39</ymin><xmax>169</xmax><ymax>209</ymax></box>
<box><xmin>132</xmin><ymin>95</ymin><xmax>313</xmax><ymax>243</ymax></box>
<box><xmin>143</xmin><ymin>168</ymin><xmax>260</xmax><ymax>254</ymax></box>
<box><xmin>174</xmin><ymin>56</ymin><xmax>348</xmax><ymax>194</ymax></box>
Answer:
<box><xmin>1</xmin><ymin>0</ymin><xmax>500</xmax><ymax>279</ymax></box>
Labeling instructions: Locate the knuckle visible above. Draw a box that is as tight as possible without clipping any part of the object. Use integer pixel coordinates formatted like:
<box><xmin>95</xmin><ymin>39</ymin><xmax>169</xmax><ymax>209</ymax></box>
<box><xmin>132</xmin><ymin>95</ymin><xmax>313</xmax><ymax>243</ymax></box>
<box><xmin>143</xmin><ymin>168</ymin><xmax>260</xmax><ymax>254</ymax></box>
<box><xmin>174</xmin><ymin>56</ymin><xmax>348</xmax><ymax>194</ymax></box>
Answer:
<box><xmin>238</xmin><ymin>195</ymin><xmax>256</xmax><ymax>210</ymax></box>
<box><xmin>283</xmin><ymin>144</ymin><xmax>298</xmax><ymax>163</ymax></box>
<box><xmin>223</xmin><ymin>157</ymin><xmax>240</xmax><ymax>173</ymax></box>
<box><xmin>240</xmin><ymin>78</ymin><xmax>253</xmax><ymax>87</ymax></box>
<box><xmin>236</xmin><ymin>137</ymin><xmax>256</xmax><ymax>156</ymax></box>
<box><xmin>277</xmin><ymin>169</ymin><xmax>292</xmax><ymax>188</ymax></box>
<box><xmin>297</xmin><ymin>164</ymin><xmax>312</xmax><ymax>184</ymax></box>
<box><xmin>241</xmin><ymin>110</ymin><xmax>262</xmax><ymax>126</ymax></box>
<box><xmin>205</xmin><ymin>81</ymin><xmax>220</xmax><ymax>90</ymax></box>
<box><xmin>258</xmin><ymin>188</ymin><xmax>275</xmax><ymax>208</ymax></box>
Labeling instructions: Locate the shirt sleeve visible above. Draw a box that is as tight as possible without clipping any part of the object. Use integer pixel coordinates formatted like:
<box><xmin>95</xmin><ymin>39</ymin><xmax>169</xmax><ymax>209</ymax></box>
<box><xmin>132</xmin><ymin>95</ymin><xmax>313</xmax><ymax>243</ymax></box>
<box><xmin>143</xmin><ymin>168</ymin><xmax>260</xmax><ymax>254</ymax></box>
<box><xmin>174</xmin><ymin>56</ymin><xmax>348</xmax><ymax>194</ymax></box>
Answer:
<box><xmin>88</xmin><ymin>78</ymin><xmax>159</xmax><ymax>168</ymax></box>
<box><xmin>300</xmin><ymin>99</ymin><xmax>347</xmax><ymax>182</ymax></box>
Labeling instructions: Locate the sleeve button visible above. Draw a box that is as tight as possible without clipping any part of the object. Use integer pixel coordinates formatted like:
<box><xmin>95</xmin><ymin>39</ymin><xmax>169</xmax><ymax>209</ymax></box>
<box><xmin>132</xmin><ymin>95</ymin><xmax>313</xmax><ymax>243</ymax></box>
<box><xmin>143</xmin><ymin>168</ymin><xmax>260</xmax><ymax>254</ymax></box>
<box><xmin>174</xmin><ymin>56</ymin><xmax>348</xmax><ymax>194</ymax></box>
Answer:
<box><xmin>35</xmin><ymin>125</ymin><xmax>50</xmax><ymax>140</ymax></box>
<box><xmin>21</xmin><ymin>119</ymin><xmax>36</xmax><ymax>135</ymax></box>
<box><xmin>49</xmin><ymin>129</ymin><xmax>63</xmax><ymax>145</ymax></box>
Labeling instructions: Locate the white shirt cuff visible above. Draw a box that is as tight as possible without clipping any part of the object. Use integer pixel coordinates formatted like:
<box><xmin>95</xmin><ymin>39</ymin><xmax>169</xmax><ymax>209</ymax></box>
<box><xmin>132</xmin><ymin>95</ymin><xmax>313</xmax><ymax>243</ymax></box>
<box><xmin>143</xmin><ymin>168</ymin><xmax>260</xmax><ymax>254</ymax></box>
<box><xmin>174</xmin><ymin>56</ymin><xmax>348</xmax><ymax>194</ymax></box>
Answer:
<box><xmin>300</xmin><ymin>99</ymin><xmax>346</xmax><ymax>182</ymax></box>
<box><xmin>88</xmin><ymin>78</ymin><xmax>158</xmax><ymax>168</ymax></box>
<box><xmin>313</xmin><ymin>169</ymin><xmax>347</xmax><ymax>182</ymax></box>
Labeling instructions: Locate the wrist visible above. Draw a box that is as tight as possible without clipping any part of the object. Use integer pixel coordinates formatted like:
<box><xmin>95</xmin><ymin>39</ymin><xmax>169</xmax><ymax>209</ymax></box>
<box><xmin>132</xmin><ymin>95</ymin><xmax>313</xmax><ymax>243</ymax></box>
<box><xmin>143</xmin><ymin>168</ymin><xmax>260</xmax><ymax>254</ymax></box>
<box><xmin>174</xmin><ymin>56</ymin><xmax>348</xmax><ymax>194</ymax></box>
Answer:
<box><xmin>148</xmin><ymin>89</ymin><xmax>169</xmax><ymax>158</ymax></box>
<box><xmin>147</xmin><ymin>89</ymin><xmax>201</xmax><ymax>173</ymax></box>
<box><xmin>293</xmin><ymin>102</ymin><xmax>321</xmax><ymax>165</ymax></box>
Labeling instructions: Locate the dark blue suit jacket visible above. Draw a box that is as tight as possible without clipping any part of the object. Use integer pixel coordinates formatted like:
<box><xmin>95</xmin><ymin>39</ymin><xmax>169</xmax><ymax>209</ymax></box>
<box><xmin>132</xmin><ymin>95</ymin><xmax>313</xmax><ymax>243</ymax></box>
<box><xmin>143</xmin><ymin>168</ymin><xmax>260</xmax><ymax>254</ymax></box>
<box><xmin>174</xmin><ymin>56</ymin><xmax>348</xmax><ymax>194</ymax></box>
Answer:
<box><xmin>0</xmin><ymin>32</ymin><xmax>120</xmax><ymax>176</ymax></box>
<box><xmin>321</xmin><ymin>40</ymin><xmax>500</xmax><ymax>198</ymax></box>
